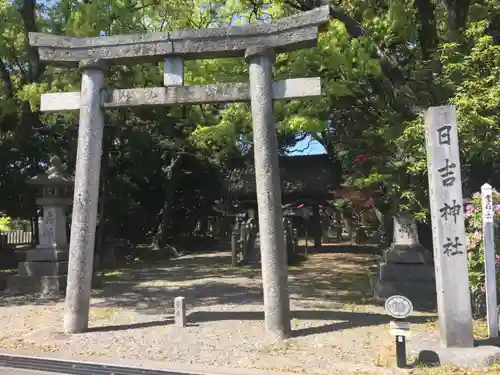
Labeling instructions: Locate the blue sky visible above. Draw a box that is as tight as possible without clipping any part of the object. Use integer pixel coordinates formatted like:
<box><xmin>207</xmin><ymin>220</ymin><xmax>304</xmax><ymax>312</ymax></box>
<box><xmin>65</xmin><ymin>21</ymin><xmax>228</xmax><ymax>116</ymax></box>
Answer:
<box><xmin>286</xmin><ymin>134</ymin><xmax>326</xmax><ymax>155</ymax></box>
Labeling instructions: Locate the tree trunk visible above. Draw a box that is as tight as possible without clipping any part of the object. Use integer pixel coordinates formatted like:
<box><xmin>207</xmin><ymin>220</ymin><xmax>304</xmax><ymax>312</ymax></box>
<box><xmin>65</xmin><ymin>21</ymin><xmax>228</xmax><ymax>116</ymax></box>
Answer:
<box><xmin>445</xmin><ymin>0</ymin><xmax>471</xmax><ymax>41</ymax></box>
<box><xmin>155</xmin><ymin>154</ymin><xmax>181</xmax><ymax>249</ymax></box>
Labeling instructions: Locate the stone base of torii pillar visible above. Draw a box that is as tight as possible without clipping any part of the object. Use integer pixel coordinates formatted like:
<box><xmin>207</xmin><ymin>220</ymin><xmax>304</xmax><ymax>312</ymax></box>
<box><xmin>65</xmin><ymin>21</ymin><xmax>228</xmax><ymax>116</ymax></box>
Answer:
<box><xmin>371</xmin><ymin>214</ymin><xmax>436</xmax><ymax>306</ymax></box>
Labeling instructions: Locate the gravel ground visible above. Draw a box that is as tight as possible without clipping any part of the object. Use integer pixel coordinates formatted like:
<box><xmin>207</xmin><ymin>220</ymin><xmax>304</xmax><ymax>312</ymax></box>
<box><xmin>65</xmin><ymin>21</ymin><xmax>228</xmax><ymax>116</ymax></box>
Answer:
<box><xmin>0</xmin><ymin>245</ymin><xmax>438</xmax><ymax>375</ymax></box>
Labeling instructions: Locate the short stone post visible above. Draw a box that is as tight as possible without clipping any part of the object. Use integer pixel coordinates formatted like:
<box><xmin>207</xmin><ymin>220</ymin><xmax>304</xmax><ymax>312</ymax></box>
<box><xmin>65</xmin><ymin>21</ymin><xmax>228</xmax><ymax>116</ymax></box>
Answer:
<box><xmin>245</xmin><ymin>46</ymin><xmax>291</xmax><ymax>339</ymax></box>
<box><xmin>481</xmin><ymin>183</ymin><xmax>498</xmax><ymax>338</ymax></box>
<box><xmin>64</xmin><ymin>59</ymin><xmax>107</xmax><ymax>334</ymax></box>
<box><xmin>174</xmin><ymin>296</ymin><xmax>186</xmax><ymax>327</ymax></box>
<box><xmin>424</xmin><ymin>105</ymin><xmax>473</xmax><ymax>348</ymax></box>
<box><xmin>245</xmin><ymin>218</ymin><xmax>258</xmax><ymax>262</ymax></box>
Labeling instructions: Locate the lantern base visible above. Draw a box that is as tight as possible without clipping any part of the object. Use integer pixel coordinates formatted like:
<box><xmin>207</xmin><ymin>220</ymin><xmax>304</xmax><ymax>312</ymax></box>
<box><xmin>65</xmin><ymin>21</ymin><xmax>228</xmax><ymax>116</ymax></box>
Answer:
<box><xmin>26</xmin><ymin>246</ymin><xmax>69</xmax><ymax>262</ymax></box>
<box><xmin>5</xmin><ymin>275</ymin><xmax>66</xmax><ymax>296</ymax></box>
<box><xmin>5</xmin><ymin>245</ymin><xmax>69</xmax><ymax>296</ymax></box>
<box><xmin>18</xmin><ymin>261</ymin><xmax>68</xmax><ymax>276</ymax></box>
<box><xmin>371</xmin><ymin>262</ymin><xmax>436</xmax><ymax>308</ymax></box>
<box><xmin>383</xmin><ymin>243</ymin><xmax>433</xmax><ymax>264</ymax></box>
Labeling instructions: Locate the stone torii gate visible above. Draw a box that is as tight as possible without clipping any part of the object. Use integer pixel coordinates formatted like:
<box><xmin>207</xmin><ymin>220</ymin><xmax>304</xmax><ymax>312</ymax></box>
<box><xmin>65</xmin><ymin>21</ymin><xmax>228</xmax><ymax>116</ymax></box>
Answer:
<box><xmin>29</xmin><ymin>5</ymin><xmax>330</xmax><ymax>339</ymax></box>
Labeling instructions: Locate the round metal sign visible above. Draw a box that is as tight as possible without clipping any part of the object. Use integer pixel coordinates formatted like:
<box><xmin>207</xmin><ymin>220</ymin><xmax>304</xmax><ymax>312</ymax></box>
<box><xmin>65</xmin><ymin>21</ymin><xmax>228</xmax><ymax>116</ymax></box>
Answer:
<box><xmin>385</xmin><ymin>295</ymin><xmax>413</xmax><ymax>319</ymax></box>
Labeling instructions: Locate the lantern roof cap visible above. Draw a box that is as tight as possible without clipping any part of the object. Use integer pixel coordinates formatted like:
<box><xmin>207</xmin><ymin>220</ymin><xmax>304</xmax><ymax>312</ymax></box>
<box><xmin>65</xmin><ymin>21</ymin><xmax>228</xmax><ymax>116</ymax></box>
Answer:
<box><xmin>27</xmin><ymin>155</ymin><xmax>74</xmax><ymax>186</ymax></box>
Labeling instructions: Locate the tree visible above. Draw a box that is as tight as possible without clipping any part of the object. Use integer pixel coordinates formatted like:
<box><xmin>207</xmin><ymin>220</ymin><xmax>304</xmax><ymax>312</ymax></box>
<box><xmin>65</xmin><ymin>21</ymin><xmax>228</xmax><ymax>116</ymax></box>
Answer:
<box><xmin>2</xmin><ymin>0</ymin><xmax>500</xmax><ymax>253</ymax></box>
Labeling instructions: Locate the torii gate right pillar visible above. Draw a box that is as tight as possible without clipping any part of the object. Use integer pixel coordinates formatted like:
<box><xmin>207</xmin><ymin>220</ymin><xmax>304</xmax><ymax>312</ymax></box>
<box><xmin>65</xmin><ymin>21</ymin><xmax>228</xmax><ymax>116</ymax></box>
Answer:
<box><xmin>245</xmin><ymin>46</ymin><xmax>291</xmax><ymax>338</ymax></box>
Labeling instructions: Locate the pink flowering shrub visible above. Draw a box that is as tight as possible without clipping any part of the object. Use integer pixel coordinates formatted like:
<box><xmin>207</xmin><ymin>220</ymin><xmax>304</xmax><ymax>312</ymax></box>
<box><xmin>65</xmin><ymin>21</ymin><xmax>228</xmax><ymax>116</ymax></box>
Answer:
<box><xmin>465</xmin><ymin>189</ymin><xmax>500</xmax><ymax>292</ymax></box>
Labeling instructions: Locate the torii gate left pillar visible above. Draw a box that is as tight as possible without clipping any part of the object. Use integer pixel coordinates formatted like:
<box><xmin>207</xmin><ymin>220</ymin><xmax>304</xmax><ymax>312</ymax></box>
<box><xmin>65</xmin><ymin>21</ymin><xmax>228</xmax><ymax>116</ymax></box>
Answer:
<box><xmin>64</xmin><ymin>59</ymin><xmax>107</xmax><ymax>332</ymax></box>
<box><xmin>29</xmin><ymin>5</ymin><xmax>330</xmax><ymax>339</ymax></box>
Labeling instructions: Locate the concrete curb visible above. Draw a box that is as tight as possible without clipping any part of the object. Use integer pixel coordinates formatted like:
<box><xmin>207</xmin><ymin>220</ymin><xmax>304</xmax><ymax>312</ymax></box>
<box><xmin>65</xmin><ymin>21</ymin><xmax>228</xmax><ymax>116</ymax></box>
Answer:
<box><xmin>0</xmin><ymin>351</ymin><xmax>300</xmax><ymax>375</ymax></box>
<box><xmin>0</xmin><ymin>350</ymin><xmax>406</xmax><ymax>375</ymax></box>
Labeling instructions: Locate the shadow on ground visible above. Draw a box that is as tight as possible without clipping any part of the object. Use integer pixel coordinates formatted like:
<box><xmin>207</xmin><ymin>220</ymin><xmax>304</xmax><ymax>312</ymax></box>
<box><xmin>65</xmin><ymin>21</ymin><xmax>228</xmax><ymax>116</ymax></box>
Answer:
<box><xmin>86</xmin><ymin>318</ymin><xmax>178</xmax><ymax>333</ymax></box>
<box><xmin>82</xmin><ymin>308</ymin><xmax>435</xmax><ymax>337</ymax></box>
<box><xmin>0</xmin><ymin>243</ymin><xmax>441</xmax><ymax>339</ymax></box>
<box><xmin>309</xmin><ymin>243</ymin><xmax>381</xmax><ymax>255</ymax></box>
<box><xmin>0</xmin><ymin>243</ymin><xmax>383</xmax><ymax>317</ymax></box>
<box><xmin>0</xmin><ymin>294</ymin><xmax>63</xmax><ymax>307</ymax></box>
<box><xmin>187</xmin><ymin>309</ymin><xmax>434</xmax><ymax>337</ymax></box>
<box><xmin>85</xmin><ymin>248</ymin><xmax>380</xmax><ymax>312</ymax></box>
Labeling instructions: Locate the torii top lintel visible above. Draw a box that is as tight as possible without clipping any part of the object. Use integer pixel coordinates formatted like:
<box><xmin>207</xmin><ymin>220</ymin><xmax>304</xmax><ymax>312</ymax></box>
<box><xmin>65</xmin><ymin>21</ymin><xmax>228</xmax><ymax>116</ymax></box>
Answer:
<box><xmin>28</xmin><ymin>6</ymin><xmax>330</xmax><ymax>66</ymax></box>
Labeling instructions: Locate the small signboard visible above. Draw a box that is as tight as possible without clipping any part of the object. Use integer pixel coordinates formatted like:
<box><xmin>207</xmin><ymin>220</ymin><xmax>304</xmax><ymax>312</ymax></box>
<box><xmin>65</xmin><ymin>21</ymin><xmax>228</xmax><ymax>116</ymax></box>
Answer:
<box><xmin>482</xmin><ymin>184</ymin><xmax>494</xmax><ymax>223</ymax></box>
<box><xmin>385</xmin><ymin>295</ymin><xmax>413</xmax><ymax>319</ymax></box>
<box><xmin>389</xmin><ymin>321</ymin><xmax>411</xmax><ymax>337</ymax></box>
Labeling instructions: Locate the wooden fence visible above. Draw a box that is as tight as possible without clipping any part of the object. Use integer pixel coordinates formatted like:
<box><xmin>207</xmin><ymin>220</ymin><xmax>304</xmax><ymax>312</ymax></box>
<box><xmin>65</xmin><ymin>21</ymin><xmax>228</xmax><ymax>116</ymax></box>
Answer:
<box><xmin>0</xmin><ymin>231</ymin><xmax>33</xmax><ymax>247</ymax></box>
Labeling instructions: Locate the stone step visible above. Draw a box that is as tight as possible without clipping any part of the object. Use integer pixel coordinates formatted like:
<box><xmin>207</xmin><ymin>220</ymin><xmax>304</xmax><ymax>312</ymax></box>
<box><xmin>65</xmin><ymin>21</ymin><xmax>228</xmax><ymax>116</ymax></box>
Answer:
<box><xmin>18</xmin><ymin>261</ymin><xmax>68</xmax><ymax>277</ymax></box>
<box><xmin>26</xmin><ymin>248</ymin><xmax>68</xmax><ymax>262</ymax></box>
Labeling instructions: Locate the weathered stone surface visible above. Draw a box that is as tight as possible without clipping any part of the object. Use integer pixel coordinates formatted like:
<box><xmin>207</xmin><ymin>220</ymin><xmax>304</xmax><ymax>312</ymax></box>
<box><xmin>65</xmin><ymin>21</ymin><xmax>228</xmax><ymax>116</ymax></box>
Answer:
<box><xmin>379</xmin><ymin>262</ymin><xmax>435</xmax><ymax>282</ymax></box>
<box><xmin>0</xmin><ymin>274</ymin><xmax>5</xmax><ymax>291</ymax></box>
<box><xmin>40</xmin><ymin>77</ymin><xmax>322</xmax><ymax>112</ymax></box>
<box><xmin>417</xmin><ymin>346</ymin><xmax>500</xmax><ymax>368</ymax></box>
<box><xmin>247</xmin><ymin>47</ymin><xmax>291</xmax><ymax>339</ymax></box>
<box><xmin>64</xmin><ymin>62</ymin><xmax>105</xmax><ymax>334</ymax></box>
<box><xmin>33</xmin><ymin>41</ymin><xmax>174</xmax><ymax>65</ymax></box>
<box><xmin>0</xmin><ymin>246</ymin><xmax>18</xmax><ymax>269</ymax></box>
<box><xmin>383</xmin><ymin>215</ymin><xmax>433</xmax><ymax>264</ymax></box>
<box><xmin>164</xmin><ymin>56</ymin><xmax>184</xmax><ymax>86</ymax></box>
<box><xmin>18</xmin><ymin>261</ymin><xmax>68</xmax><ymax>277</ymax></box>
<box><xmin>174</xmin><ymin>296</ymin><xmax>186</xmax><ymax>327</ymax></box>
<box><xmin>35</xmin><ymin>197</ymin><xmax>72</xmax><ymax>206</ymax></box>
<box><xmin>78</xmin><ymin>59</ymin><xmax>108</xmax><ymax>71</ymax></box>
<box><xmin>371</xmin><ymin>275</ymin><xmax>436</xmax><ymax>304</ymax></box>
<box><xmin>410</xmin><ymin>331</ymin><xmax>500</xmax><ymax>369</ymax></box>
<box><xmin>28</xmin><ymin>6</ymin><xmax>329</xmax><ymax>64</ymax></box>
<box><xmin>6</xmin><ymin>275</ymin><xmax>66</xmax><ymax>295</ymax></box>
<box><xmin>425</xmin><ymin>105</ymin><xmax>473</xmax><ymax>348</ymax></box>
<box><xmin>37</xmin><ymin>206</ymin><xmax>69</xmax><ymax>248</ymax></box>
<box><xmin>26</xmin><ymin>248</ymin><xmax>68</xmax><ymax>262</ymax></box>
<box><xmin>383</xmin><ymin>244</ymin><xmax>432</xmax><ymax>264</ymax></box>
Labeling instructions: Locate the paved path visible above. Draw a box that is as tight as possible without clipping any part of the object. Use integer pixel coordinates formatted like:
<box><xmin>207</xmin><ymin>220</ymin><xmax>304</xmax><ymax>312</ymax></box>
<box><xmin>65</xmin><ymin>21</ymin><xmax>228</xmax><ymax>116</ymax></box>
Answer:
<box><xmin>0</xmin><ymin>368</ymin><xmax>54</xmax><ymax>374</ymax></box>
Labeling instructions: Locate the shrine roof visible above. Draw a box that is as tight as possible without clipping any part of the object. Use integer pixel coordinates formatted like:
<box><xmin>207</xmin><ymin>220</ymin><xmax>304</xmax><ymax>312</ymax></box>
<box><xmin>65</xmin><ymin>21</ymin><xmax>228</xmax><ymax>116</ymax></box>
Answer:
<box><xmin>227</xmin><ymin>154</ymin><xmax>341</xmax><ymax>196</ymax></box>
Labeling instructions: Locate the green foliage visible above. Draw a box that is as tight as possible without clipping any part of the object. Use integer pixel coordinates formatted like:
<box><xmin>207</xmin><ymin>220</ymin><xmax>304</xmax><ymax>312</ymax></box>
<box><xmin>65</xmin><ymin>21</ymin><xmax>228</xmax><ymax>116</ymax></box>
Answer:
<box><xmin>0</xmin><ymin>216</ymin><xmax>12</xmax><ymax>232</ymax></box>
<box><xmin>445</xmin><ymin>21</ymin><xmax>500</xmax><ymax>164</ymax></box>
<box><xmin>1</xmin><ymin>0</ymin><xmax>500</xmax><ymax>248</ymax></box>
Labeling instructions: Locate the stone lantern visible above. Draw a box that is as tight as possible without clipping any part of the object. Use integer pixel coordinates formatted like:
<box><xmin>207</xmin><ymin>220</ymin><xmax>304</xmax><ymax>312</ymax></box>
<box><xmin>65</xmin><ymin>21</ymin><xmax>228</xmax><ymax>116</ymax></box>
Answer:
<box><xmin>7</xmin><ymin>156</ymin><xmax>74</xmax><ymax>295</ymax></box>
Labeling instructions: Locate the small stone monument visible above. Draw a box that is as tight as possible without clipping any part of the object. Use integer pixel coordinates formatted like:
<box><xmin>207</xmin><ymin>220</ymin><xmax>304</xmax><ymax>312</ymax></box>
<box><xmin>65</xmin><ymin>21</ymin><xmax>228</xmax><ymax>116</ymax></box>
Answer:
<box><xmin>174</xmin><ymin>296</ymin><xmax>186</xmax><ymax>327</ymax></box>
<box><xmin>372</xmin><ymin>214</ymin><xmax>436</xmax><ymax>304</ymax></box>
<box><xmin>6</xmin><ymin>156</ymin><xmax>73</xmax><ymax>295</ymax></box>
<box><xmin>385</xmin><ymin>214</ymin><xmax>432</xmax><ymax>264</ymax></box>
